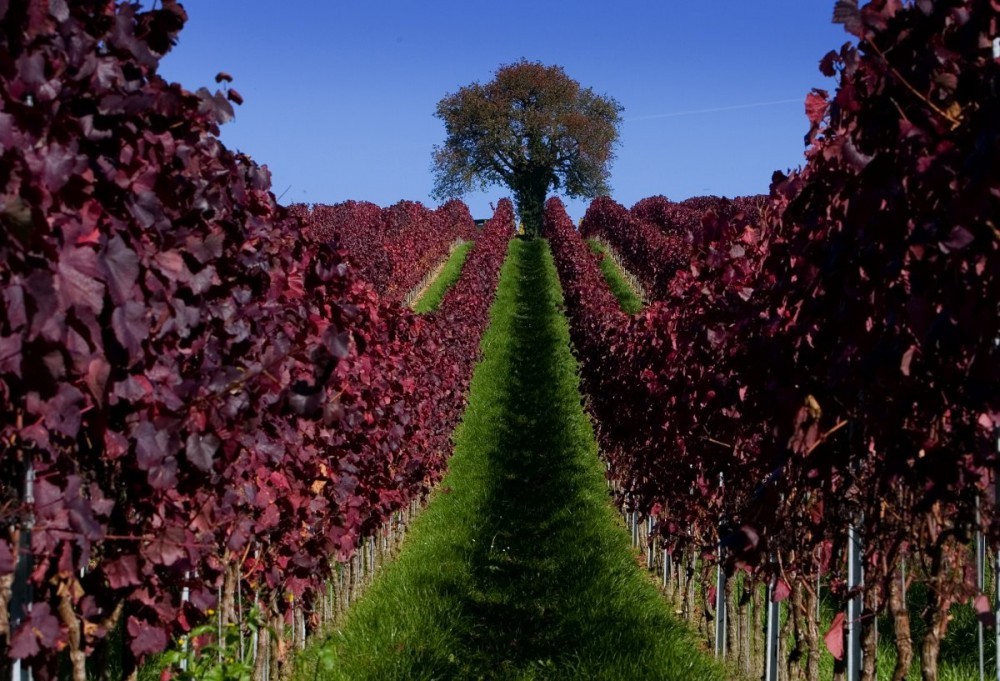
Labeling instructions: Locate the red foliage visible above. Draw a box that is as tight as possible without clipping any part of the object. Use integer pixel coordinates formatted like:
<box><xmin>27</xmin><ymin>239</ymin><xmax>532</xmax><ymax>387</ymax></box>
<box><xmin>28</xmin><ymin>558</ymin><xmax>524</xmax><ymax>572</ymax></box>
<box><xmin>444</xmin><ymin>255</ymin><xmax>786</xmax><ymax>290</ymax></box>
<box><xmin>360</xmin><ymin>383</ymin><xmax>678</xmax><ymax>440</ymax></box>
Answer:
<box><xmin>290</xmin><ymin>199</ymin><xmax>475</xmax><ymax>303</ymax></box>
<box><xmin>552</xmin><ymin>0</ymin><xmax>1000</xmax><ymax>635</ymax></box>
<box><xmin>630</xmin><ymin>194</ymin><xmax>767</xmax><ymax>247</ymax></box>
<box><xmin>0</xmin><ymin>2</ymin><xmax>510</xmax><ymax>674</ymax></box>
<box><xmin>579</xmin><ymin>197</ymin><xmax>688</xmax><ymax>300</ymax></box>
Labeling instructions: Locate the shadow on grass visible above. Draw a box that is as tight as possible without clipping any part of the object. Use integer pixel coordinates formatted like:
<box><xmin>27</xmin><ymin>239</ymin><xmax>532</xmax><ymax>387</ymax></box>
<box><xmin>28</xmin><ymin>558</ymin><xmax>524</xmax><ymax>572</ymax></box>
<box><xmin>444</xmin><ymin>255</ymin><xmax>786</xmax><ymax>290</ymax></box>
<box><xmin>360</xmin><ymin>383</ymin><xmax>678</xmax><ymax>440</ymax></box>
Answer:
<box><xmin>454</xmin><ymin>239</ymin><xmax>663</xmax><ymax>674</ymax></box>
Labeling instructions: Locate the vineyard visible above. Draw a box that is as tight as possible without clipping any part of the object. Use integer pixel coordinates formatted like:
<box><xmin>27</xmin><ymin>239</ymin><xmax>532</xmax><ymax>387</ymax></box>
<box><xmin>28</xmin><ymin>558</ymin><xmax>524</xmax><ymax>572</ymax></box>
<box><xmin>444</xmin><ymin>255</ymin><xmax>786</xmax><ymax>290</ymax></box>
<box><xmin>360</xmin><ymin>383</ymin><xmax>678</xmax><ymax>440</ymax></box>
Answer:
<box><xmin>0</xmin><ymin>1</ymin><xmax>998</xmax><ymax>681</ymax></box>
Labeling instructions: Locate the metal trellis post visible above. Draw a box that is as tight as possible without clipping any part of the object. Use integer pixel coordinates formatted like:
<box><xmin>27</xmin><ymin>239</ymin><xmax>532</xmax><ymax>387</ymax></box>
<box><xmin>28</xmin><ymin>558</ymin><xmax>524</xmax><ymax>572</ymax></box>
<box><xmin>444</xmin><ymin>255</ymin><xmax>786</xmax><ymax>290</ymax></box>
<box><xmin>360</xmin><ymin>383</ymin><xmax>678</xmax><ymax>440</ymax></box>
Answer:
<box><xmin>847</xmin><ymin>523</ymin><xmax>863</xmax><ymax>681</ymax></box>
<box><xmin>10</xmin><ymin>457</ymin><xmax>35</xmax><ymax>681</ymax></box>
<box><xmin>764</xmin><ymin>572</ymin><xmax>780</xmax><ymax>681</ymax></box>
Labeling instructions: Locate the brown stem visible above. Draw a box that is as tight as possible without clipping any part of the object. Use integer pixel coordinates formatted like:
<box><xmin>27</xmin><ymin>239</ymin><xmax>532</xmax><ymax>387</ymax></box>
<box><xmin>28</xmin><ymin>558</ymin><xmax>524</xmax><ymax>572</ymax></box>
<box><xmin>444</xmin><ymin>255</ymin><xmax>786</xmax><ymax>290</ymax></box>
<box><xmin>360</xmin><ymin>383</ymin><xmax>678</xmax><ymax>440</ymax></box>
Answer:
<box><xmin>57</xmin><ymin>581</ymin><xmax>86</xmax><ymax>681</ymax></box>
<box><xmin>222</xmin><ymin>560</ymin><xmax>238</xmax><ymax>626</ymax></box>
<box><xmin>752</xmin><ymin>583</ymin><xmax>764</xmax><ymax>678</ymax></box>
<box><xmin>920</xmin><ymin>540</ymin><xmax>957</xmax><ymax>681</ymax></box>
<box><xmin>701</xmin><ymin>560</ymin><xmax>713</xmax><ymax>644</ymax></box>
<box><xmin>270</xmin><ymin>612</ymin><xmax>283</xmax><ymax>681</ymax></box>
<box><xmin>787</xmin><ymin>580</ymin><xmax>805</xmax><ymax>681</ymax></box>
<box><xmin>0</xmin><ymin>571</ymin><xmax>11</xmax><ymax>646</ymax></box>
<box><xmin>684</xmin><ymin>550</ymin><xmax>696</xmax><ymax>621</ymax></box>
<box><xmin>888</xmin><ymin>565</ymin><xmax>913</xmax><ymax>681</ymax></box>
<box><xmin>866</xmin><ymin>41</ymin><xmax>963</xmax><ymax>129</ymax></box>
<box><xmin>726</xmin><ymin>574</ymin><xmax>738</xmax><ymax>665</ymax></box>
<box><xmin>861</xmin><ymin>584</ymin><xmax>880</xmax><ymax>681</ymax></box>
<box><xmin>252</xmin><ymin>607</ymin><xmax>270</xmax><ymax>681</ymax></box>
<box><xmin>780</xmin><ymin>588</ymin><xmax>794</xmax><ymax>681</ymax></box>
<box><xmin>802</xmin><ymin>579</ymin><xmax>821</xmax><ymax>681</ymax></box>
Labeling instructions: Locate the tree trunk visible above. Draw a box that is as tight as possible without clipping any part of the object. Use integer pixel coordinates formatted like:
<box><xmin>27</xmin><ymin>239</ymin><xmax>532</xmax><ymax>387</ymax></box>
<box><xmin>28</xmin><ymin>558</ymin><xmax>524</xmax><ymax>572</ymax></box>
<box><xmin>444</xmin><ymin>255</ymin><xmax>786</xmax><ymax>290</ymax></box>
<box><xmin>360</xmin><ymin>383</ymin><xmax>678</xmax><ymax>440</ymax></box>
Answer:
<box><xmin>513</xmin><ymin>174</ymin><xmax>549</xmax><ymax>238</ymax></box>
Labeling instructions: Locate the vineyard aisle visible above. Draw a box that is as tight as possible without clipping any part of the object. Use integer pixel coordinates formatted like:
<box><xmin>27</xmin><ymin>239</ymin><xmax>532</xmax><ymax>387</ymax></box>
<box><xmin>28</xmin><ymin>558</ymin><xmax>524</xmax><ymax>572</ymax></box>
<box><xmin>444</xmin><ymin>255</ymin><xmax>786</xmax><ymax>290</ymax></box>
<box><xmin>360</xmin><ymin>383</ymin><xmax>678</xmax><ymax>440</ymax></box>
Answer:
<box><xmin>294</xmin><ymin>239</ymin><xmax>728</xmax><ymax>680</ymax></box>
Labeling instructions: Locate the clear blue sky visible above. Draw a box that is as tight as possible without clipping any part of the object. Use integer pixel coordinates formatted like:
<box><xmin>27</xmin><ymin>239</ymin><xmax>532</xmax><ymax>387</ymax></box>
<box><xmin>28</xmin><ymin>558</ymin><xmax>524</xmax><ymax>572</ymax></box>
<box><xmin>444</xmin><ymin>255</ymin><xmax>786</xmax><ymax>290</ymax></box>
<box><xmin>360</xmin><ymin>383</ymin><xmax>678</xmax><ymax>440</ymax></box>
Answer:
<box><xmin>157</xmin><ymin>2</ymin><xmax>850</xmax><ymax>221</ymax></box>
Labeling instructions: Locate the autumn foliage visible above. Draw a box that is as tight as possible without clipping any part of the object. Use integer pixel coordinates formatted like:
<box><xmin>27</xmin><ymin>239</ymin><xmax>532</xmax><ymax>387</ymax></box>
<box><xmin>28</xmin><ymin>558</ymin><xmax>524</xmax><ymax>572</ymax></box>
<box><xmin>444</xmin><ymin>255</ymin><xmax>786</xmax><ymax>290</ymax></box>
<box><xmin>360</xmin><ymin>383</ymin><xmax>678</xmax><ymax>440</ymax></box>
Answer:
<box><xmin>549</xmin><ymin>1</ymin><xmax>998</xmax><ymax>677</ymax></box>
<box><xmin>0</xmin><ymin>2</ymin><xmax>512</xmax><ymax>678</ymax></box>
<box><xmin>290</xmin><ymin>198</ymin><xmax>475</xmax><ymax>303</ymax></box>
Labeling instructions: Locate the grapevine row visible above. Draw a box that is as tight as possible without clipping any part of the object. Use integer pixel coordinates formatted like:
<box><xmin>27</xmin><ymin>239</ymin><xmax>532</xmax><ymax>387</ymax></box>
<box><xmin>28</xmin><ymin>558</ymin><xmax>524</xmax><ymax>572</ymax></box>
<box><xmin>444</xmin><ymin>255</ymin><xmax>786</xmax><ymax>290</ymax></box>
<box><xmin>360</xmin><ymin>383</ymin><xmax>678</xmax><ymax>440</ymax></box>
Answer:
<box><xmin>548</xmin><ymin>1</ymin><xmax>998</xmax><ymax>676</ymax></box>
<box><xmin>289</xmin><ymin>198</ymin><xmax>476</xmax><ymax>304</ymax></box>
<box><xmin>578</xmin><ymin>197</ymin><xmax>687</xmax><ymax>300</ymax></box>
<box><xmin>0</xmin><ymin>3</ymin><xmax>514</xmax><ymax>679</ymax></box>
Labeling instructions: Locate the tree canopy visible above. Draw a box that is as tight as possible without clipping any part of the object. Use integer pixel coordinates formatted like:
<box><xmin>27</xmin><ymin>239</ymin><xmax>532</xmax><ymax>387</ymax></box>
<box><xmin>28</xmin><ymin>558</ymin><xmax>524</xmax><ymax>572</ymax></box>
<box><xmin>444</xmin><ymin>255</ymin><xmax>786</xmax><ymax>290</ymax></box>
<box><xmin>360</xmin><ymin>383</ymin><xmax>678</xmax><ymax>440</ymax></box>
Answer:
<box><xmin>432</xmin><ymin>60</ymin><xmax>623</xmax><ymax>237</ymax></box>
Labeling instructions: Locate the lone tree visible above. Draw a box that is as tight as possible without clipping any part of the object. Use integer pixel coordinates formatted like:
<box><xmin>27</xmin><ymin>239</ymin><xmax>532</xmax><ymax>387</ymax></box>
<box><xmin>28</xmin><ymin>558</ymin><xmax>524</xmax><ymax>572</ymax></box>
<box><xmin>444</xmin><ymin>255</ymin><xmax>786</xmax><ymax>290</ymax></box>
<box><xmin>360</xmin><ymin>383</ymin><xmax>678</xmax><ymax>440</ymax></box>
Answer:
<box><xmin>432</xmin><ymin>60</ymin><xmax>623</xmax><ymax>237</ymax></box>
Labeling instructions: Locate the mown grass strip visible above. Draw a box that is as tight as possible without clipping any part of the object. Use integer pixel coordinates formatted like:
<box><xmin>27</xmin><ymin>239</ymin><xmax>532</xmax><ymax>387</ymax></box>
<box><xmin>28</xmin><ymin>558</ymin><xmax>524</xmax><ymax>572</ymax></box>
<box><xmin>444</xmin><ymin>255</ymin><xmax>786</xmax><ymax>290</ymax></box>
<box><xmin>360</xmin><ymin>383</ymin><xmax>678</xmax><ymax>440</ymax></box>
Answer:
<box><xmin>586</xmin><ymin>238</ymin><xmax>643</xmax><ymax>314</ymax></box>
<box><xmin>412</xmin><ymin>240</ymin><xmax>474</xmax><ymax>313</ymax></box>
<box><xmin>293</xmin><ymin>238</ymin><xmax>728</xmax><ymax>681</ymax></box>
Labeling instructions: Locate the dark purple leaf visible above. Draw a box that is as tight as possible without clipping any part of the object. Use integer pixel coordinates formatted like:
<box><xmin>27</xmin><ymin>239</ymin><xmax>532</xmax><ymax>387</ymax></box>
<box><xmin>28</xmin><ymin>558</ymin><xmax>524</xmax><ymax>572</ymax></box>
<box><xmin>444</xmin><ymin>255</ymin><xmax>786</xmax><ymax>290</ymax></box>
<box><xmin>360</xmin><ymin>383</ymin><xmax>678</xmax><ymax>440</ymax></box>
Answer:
<box><xmin>10</xmin><ymin>603</ymin><xmax>61</xmax><ymax>658</ymax></box>
<box><xmin>147</xmin><ymin>457</ymin><xmax>178</xmax><ymax>490</ymax></box>
<box><xmin>196</xmin><ymin>87</ymin><xmax>234</xmax><ymax>124</ymax></box>
<box><xmin>112</xmin><ymin>301</ymin><xmax>149</xmax><ymax>358</ymax></box>
<box><xmin>153</xmin><ymin>250</ymin><xmax>190</xmax><ymax>283</ymax></box>
<box><xmin>832</xmin><ymin>0</ymin><xmax>863</xmax><ymax>37</ymax></box>
<box><xmin>324</xmin><ymin>328</ymin><xmax>350</xmax><ymax>359</ymax></box>
<box><xmin>144</xmin><ymin>527</ymin><xmax>186</xmax><ymax>567</ymax></box>
<box><xmin>126</xmin><ymin>616</ymin><xmax>168</xmax><ymax>656</ymax></box>
<box><xmin>44</xmin><ymin>384</ymin><xmax>84</xmax><ymax>437</ymax></box>
<box><xmin>104</xmin><ymin>555</ymin><xmax>141</xmax><ymax>589</ymax></box>
<box><xmin>86</xmin><ymin>357</ymin><xmax>111</xmax><ymax>404</ymax></box>
<box><xmin>185</xmin><ymin>432</ymin><xmax>220</xmax><ymax>472</ymax></box>
<box><xmin>0</xmin><ymin>334</ymin><xmax>22</xmax><ymax>375</ymax></box>
<box><xmin>100</xmin><ymin>235</ymin><xmax>140</xmax><ymax>304</ymax></box>
<box><xmin>942</xmin><ymin>226</ymin><xmax>975</xmax><ymax>251</ymax></box>
<box><xmin>133</xmin><ymin>421</ymin><xmax>167</xmax><ymax>470</ymax></box>
<box><xmin>56</xmin><ymin>246</ymin><xmax>105</xmax><ymax>314</ymax></box>
<box><xmin>3</xmin><ymin>282</ymin><xmax>27</xmax><ymax>330</ymax></box>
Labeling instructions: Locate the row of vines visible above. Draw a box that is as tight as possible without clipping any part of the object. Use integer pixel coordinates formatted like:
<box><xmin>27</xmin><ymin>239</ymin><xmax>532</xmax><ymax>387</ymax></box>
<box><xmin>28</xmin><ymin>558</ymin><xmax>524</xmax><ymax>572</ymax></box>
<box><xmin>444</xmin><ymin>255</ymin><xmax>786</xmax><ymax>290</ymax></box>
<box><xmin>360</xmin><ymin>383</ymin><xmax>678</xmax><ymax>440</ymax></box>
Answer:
<box><xmin>548</xmin><ymin>2</ymin><xmax>997</xmax><ymax>680</ymax></box>
<box><xmin>0</xmin><ymin>2</ymin><xmax>513</xmax><ymax>679</ymax></box>
<box><xmin>288</xmin><ymin>198</ymin><xmax>475</xmax><ymax>305</ymax></box>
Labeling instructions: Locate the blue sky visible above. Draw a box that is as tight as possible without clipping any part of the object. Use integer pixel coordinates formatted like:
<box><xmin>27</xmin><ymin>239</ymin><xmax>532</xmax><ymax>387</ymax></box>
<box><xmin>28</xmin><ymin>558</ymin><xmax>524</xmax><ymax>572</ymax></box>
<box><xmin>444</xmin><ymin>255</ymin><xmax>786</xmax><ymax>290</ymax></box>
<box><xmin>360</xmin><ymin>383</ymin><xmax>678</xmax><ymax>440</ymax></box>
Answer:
<box><xmin>158</xmin><ymin>2</ymin><xmax>850</xmax><ymax>221</ymax></box>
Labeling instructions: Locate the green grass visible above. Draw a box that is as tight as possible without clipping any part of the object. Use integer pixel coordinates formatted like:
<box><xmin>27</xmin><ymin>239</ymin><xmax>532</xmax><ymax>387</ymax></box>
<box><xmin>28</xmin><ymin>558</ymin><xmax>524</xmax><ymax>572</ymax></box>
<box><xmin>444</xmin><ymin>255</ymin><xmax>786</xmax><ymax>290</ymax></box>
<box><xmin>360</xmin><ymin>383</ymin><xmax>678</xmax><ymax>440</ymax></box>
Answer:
<box><xmin>294</xmin><ymin>238</ymin><xmax>728</xmax><ymax>681</ymax></box>
<box><xmin>586</xmin><ymin>238</ymin><xmax>643</xmax><ymax>314</ymax></box>
<box><xmin>412</xmin><ymin>240</ymin><xmax>474</xmax><ymax>313</ymax></box>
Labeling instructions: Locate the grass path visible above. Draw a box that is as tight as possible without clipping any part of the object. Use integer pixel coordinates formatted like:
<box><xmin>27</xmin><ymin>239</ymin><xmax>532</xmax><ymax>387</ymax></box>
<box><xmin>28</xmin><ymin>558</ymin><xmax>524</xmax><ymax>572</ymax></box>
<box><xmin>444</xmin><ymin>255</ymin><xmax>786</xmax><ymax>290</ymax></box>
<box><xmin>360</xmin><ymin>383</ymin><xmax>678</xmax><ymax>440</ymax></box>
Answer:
<box><xmin>413</xmin><ymin>240</ymin><xmax>474</xmax><ymax>313</ymax></box>
<box><xmin>585</xmin><ymin>238</ymin><xmax>643</xmax><ymax>313</ymax></box>
<box><xmin>294</xmin><ymin>238</ymin><xmax>727</xmax><ymax>680</ymax></box>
